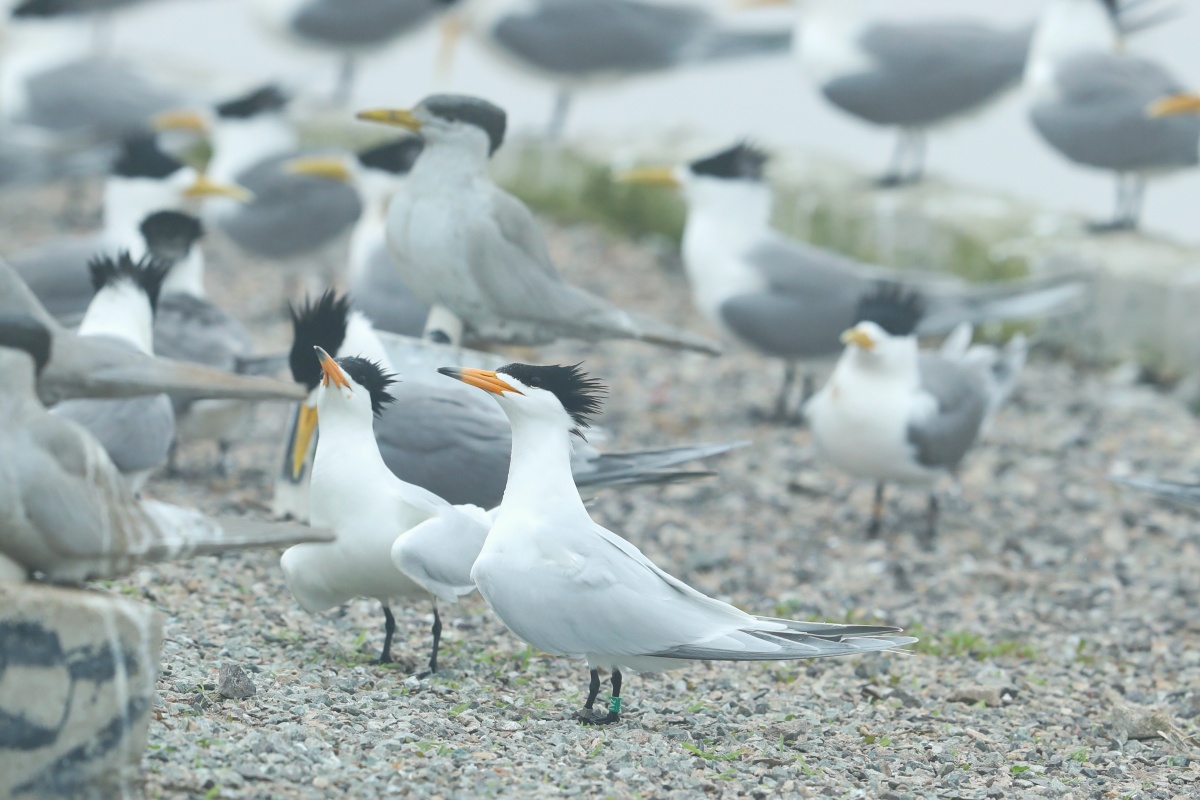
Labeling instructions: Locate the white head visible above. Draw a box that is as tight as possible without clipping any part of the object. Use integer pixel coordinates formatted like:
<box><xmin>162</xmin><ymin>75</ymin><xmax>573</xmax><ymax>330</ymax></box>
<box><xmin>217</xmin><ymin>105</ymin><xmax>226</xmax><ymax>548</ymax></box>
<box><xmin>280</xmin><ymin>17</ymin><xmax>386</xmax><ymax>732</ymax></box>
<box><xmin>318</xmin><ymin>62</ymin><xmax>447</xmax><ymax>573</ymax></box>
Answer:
<box><xmin>76</xmin><ymin>253</ymin><xmax>170</xmax><ymax>356</ymax></box>
<box><xmin>1027</xmin><ymin>0</ymin><xmax>1120</xmax><ymax>87</ymax></box>
<box><xmin>838</xmin><ymin>321</ymin><xmax>920</xmax><ymax>378</ymax></box>
<box><xmin>439</xmin><ymin>362</ymin><xmax>605</xmax><ymax>440</ymax></box>
<box><xmin>357</xmin><ymin>94</ymin><xmax>506</xmax><ymax>173</ymax></box>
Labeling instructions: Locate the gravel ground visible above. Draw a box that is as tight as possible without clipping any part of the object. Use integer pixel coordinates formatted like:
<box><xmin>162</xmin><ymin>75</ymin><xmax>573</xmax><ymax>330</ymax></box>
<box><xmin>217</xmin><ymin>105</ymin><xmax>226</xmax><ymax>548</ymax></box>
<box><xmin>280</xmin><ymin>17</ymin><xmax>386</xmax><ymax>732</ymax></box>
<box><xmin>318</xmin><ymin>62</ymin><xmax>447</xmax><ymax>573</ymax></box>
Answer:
<box><xmin>11</xmin><ymin>185</ymin><xmax>1199</xmax><ymax>799</ymax></box>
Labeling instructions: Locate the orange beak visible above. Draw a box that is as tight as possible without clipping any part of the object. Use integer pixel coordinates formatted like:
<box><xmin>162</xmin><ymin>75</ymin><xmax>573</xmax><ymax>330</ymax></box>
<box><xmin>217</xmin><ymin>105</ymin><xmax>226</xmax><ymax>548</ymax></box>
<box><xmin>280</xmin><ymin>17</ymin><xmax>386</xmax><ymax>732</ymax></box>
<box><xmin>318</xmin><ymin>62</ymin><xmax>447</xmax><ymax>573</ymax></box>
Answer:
<box><xmin>315</xmin><ymin>346</ymin><xmax>350</xmax><ymax>389</ymax></box>
<box><xmin>437</xmin><ymin>367</ymin><xmax>522</xmax><ymax>395</ymax></box>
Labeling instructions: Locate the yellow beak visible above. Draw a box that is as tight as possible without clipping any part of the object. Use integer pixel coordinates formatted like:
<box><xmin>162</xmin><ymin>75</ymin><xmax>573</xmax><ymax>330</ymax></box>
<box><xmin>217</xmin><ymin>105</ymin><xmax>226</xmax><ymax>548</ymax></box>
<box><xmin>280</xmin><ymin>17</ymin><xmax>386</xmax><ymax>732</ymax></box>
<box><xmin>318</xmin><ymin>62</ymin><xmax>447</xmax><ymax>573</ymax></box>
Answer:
<box><xmin>184</xmin><ymin>175</ymin><xmax>255</xmax><ymax>203</ymax></box>
<box><xmin>614</xmin><ymin>166</ymin><xmax>681</xmax><ymax>189</ymax></box>
<box><xmin>290</xmin><ymin>402</ymin><xmax>318</xmax><ymax>480</ymax></box>
<box><xmin>356</xmin><ymin>108</ymin><xmax>422</xmax><ymax>132</ymax></box>
<box><xmin>437</xmin><ymin>367</ymin><xmax>522</xmax><ymax>395</ymax></box>
<box><xmin>285</xmin><ymin>156</ymin><xmax>353</xmax><ymax>183</ymax></box>
<box><xmin>315</xmin><ymin>346</ymin><xmax>350</xmax><ymax>389</ymax></box>
<box><xmin>1146</xmin><ymin>93</ymin><xmax>1200</xmax><ymax>117</ymax></box>
<box><xmin>840</xmin><ymin>327</ymin><xmax>876</xmax><ymax>351</ymax></box>
<box><xmin>152</xmin><ymin>109</ymin><xmax>209</xmax><ymax>133</ymax></box>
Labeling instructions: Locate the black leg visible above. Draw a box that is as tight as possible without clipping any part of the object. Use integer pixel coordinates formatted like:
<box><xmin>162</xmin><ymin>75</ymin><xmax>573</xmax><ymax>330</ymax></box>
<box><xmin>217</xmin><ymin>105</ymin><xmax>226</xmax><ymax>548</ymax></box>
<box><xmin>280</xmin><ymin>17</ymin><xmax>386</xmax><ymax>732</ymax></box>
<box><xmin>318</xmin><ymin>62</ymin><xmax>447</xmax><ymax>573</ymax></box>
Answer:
<box><xmin>1090</xmin><ymin>175</ymin><xmax>1137</xmax><ymax>233</ymax></box>
<box><xmin>380</xmin><ymin>604</ymin><xmax>396</xmax><ymax>664</ymax></box>
<box><xmin>1124</xmin><ymin>175</ymin><xmax>1145</xmax><ymax>230</ymax></box>
<box><xmin>576</xmin><ymin>669</ymin><xmax>602</xmax><ymax>722</ymax></box>
<box><xmin>547</xmin><ymin>89</ymin><xmax>572</xmax><ymax>140</ymax></box>
<box><xmin>428</xmin><ymin>605</ymin><xmax>442</xmax><ymax>673</ymax></box>
<box><xmin>579</xmin><ymin>668</ymin><xmax>623</xmax><ymax>725</ymax></box>
<box><xmin>216</xmin><ymin>441</ymin><xmax>231</xmax><ymax>478</ymax></box>
<box><xmin>332</xmin><ymin>54</ymin><xmax>355</xmax><ymax>106</ymax></box>
<box><xmin>906</xmin><ymin>130</ymin><xmax>927</xmax><ymax>185</ymax></box>
<box><xmin>877</xmin><ymin>131</ymin><xmax>909</xmax><ymax>187</ymax></box>
<box><xmin>922</xmin><ymin>493</ymin><xmax>939</xmax><ymax>551</ymax></box>
<box><xmin>773</xmin><ymin>363</ymin><xmax>796</xmax><ymax>421</ymax></box>
<box><xmin>867</xmin><ymin>482</ymin><xmax>885</xmax><ymax>539</ymax></box>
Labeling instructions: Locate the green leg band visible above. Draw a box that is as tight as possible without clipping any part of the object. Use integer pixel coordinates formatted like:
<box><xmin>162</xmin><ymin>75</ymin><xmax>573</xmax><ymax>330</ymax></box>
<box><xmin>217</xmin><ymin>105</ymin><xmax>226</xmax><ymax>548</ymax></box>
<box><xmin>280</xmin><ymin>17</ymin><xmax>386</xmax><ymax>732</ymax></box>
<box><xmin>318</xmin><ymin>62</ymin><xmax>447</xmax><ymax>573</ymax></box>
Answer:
<box><xmin>608</xmin><ymin>696</ymin><xmax>622</xmax><ymax>715</ymax></box>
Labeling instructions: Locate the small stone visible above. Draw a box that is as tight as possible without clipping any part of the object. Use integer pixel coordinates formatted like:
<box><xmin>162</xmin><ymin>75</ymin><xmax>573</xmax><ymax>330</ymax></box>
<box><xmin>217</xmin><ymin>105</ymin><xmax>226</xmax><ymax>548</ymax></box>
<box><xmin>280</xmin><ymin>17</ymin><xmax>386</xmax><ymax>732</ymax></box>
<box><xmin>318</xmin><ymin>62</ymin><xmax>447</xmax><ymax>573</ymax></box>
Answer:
<box><xmin>218</xmin><ymin>664</ymin><xmax>257</xmax><ymax>700</ymax></box>
<box><xmin>1107</xmin><ymin>690</ymin><xmax>1184</xmax><ymax>744</ymax></box>
<box><xmin>946</xmin><ymin>685</ymin><xmax>1017</xmax><ymax>708</ymax></box>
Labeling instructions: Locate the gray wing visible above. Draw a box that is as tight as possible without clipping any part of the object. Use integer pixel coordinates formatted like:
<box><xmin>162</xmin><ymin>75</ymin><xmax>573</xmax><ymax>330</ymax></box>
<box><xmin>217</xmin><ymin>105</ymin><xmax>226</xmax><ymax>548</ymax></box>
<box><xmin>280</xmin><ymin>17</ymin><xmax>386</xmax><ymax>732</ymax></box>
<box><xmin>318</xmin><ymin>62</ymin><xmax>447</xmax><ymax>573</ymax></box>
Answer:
<box><xmin>350</xmin><ymin>242</ymin><xmax>429</xmax><ymax>338</ymax></box>
<box><xmin>9</xmin><ymin>234</ymin><xmax>105</xmax><ymax>322</ymax></box>
<box><xmin>222</xmin><ymin>151</ymin><xmax>362</xmax><ymax>259</ymax></box>
<box><xmin>0</xmin><ymin>125</ymin><xmax>113</xmax><ymax>188</ymax></box>
<box><xmin>292</xmin><ymin>0</ymin><xmax>440</xmax><ymax>46</ymax></box>
<box><xmin>24</xmin><ymin>59</ymin><xmax>186</xmax><ymax>137</ymax></box>
<box><xmin>1031</xmin><ymin>52</ymin><xmax>1200</xmax><ymax>171</ymax></box>
<box><xmin>906</xmin><ymin>354</ymin><xmax>988</xmax><ymax>471</ymax></box>
<box><xmin>491</xmin><ymin>0</ymin><xmax>708</xmax><ymax>74</ymax></box>
<box><xmin>822</xmin><ymin>22</ymin><xmax>1030</xmax><ymax>126</ymax></box>
<box><xmin>51</xmin><ymin>392</ymin><xmax>175</xmax><ymax>474</ymax></box>
<box><xmin>375</xmin><ymin>381</ymin><xmax>512</xmax><ymax>509</ymax></box>
<box><xmin>153</xmin><ymin>293</ymin><xmax>253</xmax><ymax>372</ymax></box>
<box><xmin>717</xmin><ymin>235</ymin><xmax>873</xmax><ymax>359</ymax></box>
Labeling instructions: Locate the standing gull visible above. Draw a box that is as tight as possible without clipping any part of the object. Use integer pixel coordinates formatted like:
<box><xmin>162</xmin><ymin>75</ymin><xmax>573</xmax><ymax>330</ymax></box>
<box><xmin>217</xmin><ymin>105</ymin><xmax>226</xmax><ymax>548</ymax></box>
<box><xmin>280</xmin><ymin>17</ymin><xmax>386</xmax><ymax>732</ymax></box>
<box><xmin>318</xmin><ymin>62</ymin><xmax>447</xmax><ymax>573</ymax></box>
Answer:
<box><xmin>446</xmin><ymin>0</ymin><xmax>792</xmax><ymax>137</ymax></box>
<box><xmin>356</xmin><ymin>94</ymin><xmax>719</xmax><ymax>354</ymax></box>
<box><xmin>50</xmin><ymin>253</ymin><xmax>175</xmax><ymax>492</ymax></box>
<box><xmin>1025</xmin><ymin>0</ymin><xmax>1200</xmax><ymax>231</ymax></box>
<box><xmin>803</xmin><ymin>289</ymin><xmax>1020</xmax><ymax>546</ymax></box>
<box><xmin>619</xmin><ymin>143</ymin><xmax>1085</xmax><ymax>420</ymax></box>
<box><xmin>250</xmin><ymin>0</ymin><xmax>456</xmax><ymax>105</ymax></box>
<box><xmin>276</xmin><ymin>291</ymin><xmax>743</xmax><ymax>519</ymax></box>
<box><xmin>155</xmin><ymin>85</ymin><xmax>362</xmax><ymax>268</ymax></box>
<box><xmin>0</xmin><ymin>312</ymin><xmax>331</xmax><ymax>585</ymax></box>
<box><xmin>442</xmin><ymin>361</ymin><xmax>915</xmax><ymax>724</ymax></box>
<box><xmin>280</xmin><ymin>347</ymin><xmax>491</xmax><ymax>670</ymax></box>
<box><xmin>285</xmin><ymin>137</ymin><xmax>430</xmax><ymax>337</ymax></box>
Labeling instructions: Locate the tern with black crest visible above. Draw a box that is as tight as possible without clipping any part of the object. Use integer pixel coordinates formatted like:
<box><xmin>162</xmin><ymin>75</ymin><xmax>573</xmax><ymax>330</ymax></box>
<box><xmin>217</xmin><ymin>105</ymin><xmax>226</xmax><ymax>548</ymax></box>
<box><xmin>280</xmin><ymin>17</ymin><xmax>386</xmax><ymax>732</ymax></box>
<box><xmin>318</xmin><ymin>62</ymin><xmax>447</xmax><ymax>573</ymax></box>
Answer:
<box><xmin>442</xmin><ymin>360</ymin><xmax>915</xmax><ymax>724</ymax></box>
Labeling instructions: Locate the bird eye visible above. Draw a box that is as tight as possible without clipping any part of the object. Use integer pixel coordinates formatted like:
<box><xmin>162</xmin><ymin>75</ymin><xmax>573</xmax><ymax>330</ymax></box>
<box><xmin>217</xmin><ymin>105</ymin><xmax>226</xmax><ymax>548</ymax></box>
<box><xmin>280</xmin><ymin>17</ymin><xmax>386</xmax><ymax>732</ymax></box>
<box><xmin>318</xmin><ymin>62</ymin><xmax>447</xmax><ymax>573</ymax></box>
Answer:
<box><xmin>527</xmin><ymin>376</ymin><xmax>541</xmax><ymax>387</ymax></box>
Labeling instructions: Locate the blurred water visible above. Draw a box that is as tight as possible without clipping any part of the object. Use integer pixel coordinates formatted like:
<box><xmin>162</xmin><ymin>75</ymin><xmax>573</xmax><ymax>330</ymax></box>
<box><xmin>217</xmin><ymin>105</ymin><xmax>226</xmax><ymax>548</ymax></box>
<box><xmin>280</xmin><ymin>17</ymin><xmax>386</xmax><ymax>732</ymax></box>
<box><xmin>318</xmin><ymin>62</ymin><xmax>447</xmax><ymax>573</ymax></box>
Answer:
<box><xmin>115</xmin><ymin>0</ymin><xmax>1200</xmax><ymax>243</ymax></box>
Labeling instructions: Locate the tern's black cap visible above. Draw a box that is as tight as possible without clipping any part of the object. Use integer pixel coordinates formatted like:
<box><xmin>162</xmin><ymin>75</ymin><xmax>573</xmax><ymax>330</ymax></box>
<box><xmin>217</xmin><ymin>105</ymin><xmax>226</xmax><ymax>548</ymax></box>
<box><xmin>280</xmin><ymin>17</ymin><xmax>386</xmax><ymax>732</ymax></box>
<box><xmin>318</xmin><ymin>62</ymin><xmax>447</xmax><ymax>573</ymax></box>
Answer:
<box><xmin>289</xmin><ymin>291</ymin><xmax>351</xmax><ymax>389</ymax></box>
<box><xmin>112</xmin><ymin>135</ymin><xmax>184</xmax><ymax>180</ymax></box>
<box><xmin>357</xmin><ymin>136</ymin><xmax>425</xmax><ymax>175</ymax></box>
<box><xmin>336</xmin><ymin>355</ymin><xmax>397</xmax><ymax>417</ymax></box>
<box><xmin>497</xmin><ymin>362</ymin><xmax>606</xmax><ymax>434</ymax></box>
<box><xmin>0</xmin><ymin>313</ymin><xmax>52</xmax><ymax>375</ymax></box>
<box><xmin>139</xmin><ymin>211</ymin><xmax>205</xmax><ymax>266</ymax></box>
<box><xmin>87</xmin><ymin>252</ymin><xmax>170</xmax><ymax>313</ymax></box>
<box><xmin>421</xmin><ymin>94</ymin><xmax>507</xmax><ymax>155</ymax></box>
<box><xmin>689</xmin><ymin>143</ymin><xmax>768</xmax><ymax>182</ymax></box>
<box><xmin>216</xmin><ymin>84</ymin><xmax>291</xmax><ymax>120</ymax></box>
<box><xmin>854</xmin><ymin>283</ymin><xmax>925</xmax><ymax>337</ymax></box>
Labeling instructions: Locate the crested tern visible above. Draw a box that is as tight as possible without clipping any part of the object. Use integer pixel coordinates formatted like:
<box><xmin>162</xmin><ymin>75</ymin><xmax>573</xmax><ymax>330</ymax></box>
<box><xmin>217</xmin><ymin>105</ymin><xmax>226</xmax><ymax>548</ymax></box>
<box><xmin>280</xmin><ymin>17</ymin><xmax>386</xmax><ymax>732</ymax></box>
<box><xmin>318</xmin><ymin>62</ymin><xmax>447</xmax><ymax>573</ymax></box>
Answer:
<box><xmin>49</xmin><ymin>253</ymin><xmax>175</xmax><ymax>491</ymax></box>
<box><xmin>144</xmin><ymin>211</ymin><xmax>259</xmax><ymax>474</ymax></box>
<box><xmin>447</xmin><ymin>0</ymin><xmax>792</xmax><ymax>136</ymax></box>
<box><xmin>154</xmin><ymin>84</ymin><xmax>362</xmax><ymax>266</ymax></box>
<box><xmin>1</xmin><ymin>256</ymin><xmax>305</xmax><ymax>405</ymax></box>
<box><xmin>280</xmin><ymin>347</ymin><xmax>491</xmax><ymax>669</ymax></box>
<box><xmin>276</xmin><ymin>291</ymin><xmax>743</xmax><ymax>520</ymax></box>
<box><xmin>0</xmin><ymin>312</ymin><xmax>332</xmax><ymax>584</ymax></box>
<box><xmin>803</xmin><ymin>288</ymin><xmax>1018</xmax><ymax>546</ymax></box>
<box><xmin>1025</xmin><ymin>0</ymin><xmax>1200</xmax><ymax>231</ymax></box>
<box><xmin>443</xmin><ymin>361</ymin><xmax>916</xmax><ymax>724</ymax></box>
<box><xmin>357</xmin><ymin>94</ymin><xmax>719</xmax><ymax>354</ymax></box>
<box><xmin>11</xmin><ymin>134</ymin><xmax>251</xmax><ymax>322</ymax></box>
<box><xmin>619</xmin><ymin>143</ymin><xmax>1085</xmax><ymax>420</ymax></box>
<box><xmin>250</xmin><ymin>0</ymin><xmax>455</xmax><ymax>104</ymax></box>
<box><xmin>285</xmin><ymin>137</ymin><xmax>430</xmax><ymax>337</ymax></box>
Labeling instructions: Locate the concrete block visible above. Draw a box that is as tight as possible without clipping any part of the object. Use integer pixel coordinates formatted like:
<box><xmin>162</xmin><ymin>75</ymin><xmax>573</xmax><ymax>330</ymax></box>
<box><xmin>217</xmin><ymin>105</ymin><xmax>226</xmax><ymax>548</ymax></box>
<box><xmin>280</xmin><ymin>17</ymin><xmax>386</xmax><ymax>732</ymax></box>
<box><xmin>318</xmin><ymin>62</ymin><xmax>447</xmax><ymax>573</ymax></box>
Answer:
<box><xmin>0</xmin><ymin>583</ymin><xmax>163</xmax><ymax>800</ymax></box>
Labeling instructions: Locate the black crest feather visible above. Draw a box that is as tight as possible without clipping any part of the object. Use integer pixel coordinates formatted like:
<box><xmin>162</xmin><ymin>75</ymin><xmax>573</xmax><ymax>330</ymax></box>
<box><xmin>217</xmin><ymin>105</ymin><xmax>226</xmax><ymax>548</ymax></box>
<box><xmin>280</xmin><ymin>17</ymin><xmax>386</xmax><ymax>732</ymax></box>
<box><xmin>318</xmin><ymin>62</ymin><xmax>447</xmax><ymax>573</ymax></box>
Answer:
<box><xmin>421</xmin><ymin>94</ymin><xmax>507</xmax><ymax>155</ymax></box>
<box><xmin>854</xmin><ymin>282</ymin><xmax>926</xmax><ymax>337</ymax></box>
<box><xmin>0</xmin><ymin>312</ymin><xmax>52</xmax><ymax>375</ymax></box>
<box><xmin>112</xmin><ymin>134</ymin><xmax>184</xmax><ymax>179</ymax></box>
<box><xmin>289</xmin><ymin>290</ymin><xmax>351</xmax><ymax>389</ymax></box>
<box><xmin>497</xmin><ymin>363</ymin><xmax>606</xmax><ymax>435</ymax></box>
<box><xmin>139</xmin><ymin>211</ymin><xmax>205</xmax><ymax>266</ymax></box>
<box><xmin>689</xmin><ymin>142</ymin><xmax>768</xmax><ymax>181</ymax></box>
<box><xmin>87</xmin><ymin>252</ymin><xmax>170</xmax><ymax>313</ymax></box>
<box><xmin>336</xmin><ymin>356</ymin><xmax>397</xmax><ymax>417</ymax></box>
<box><xmin>216</xmin><ymin>84</ymin><xmax>291</xmax><ymax>119</ymax></box>
<box><xmin>357</xmin><ymin>136</ymin><xmax>425</xmax><ymax>175</ymax></box>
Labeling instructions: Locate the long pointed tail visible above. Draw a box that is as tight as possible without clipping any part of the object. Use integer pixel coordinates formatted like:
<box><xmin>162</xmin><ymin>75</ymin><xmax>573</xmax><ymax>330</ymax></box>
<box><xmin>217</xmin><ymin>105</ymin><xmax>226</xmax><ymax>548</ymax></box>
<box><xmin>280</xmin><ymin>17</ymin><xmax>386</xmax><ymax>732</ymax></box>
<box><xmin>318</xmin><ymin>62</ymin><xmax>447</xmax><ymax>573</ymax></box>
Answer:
<box><xmin>622</xmin><ymin>308</ymin><xmax>723</xmax><ymax>355</ymax></box>
<box><xmin>574</xmin><ymin>441</ymin><xmax>749</xmax><ymax>491</ymax></box>
<box><xmin>140</xmin><ymin>500</ymin><xmax>333</xmax><ymax>561</ymax></box>
<box><xmin>918</xmin><ymin>273</ymin><xmax>1090</xmax><ymax>334</ymax></box>
<box><xmin>1109</xmin><ymin>475</ymin><xmax>1200</xmax><ymax>509</ymax></box>
<box><xmin>652</xmin><ymin>619</ymin><xmax>917</xmax><ymax>661</ymax></box>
